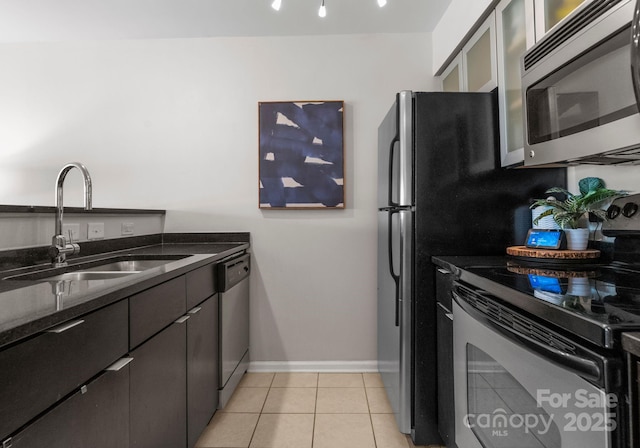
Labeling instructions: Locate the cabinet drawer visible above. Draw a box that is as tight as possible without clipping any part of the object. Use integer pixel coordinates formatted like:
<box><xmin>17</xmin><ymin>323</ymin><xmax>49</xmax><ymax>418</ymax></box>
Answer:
<box><xmin>130</xmin><ymin>276</ymin><xmax>186</xmax><ymax>349</ymax></box>
<box><xmin>7</xmin><ymin>362</ymin><xmax>130</xmax><ymax>448</ymax></box>
<box><xmin>186</xmin><ymin>263</ymin><xmax>217</xmax><ymax>309</ymax></box>
<box><xmin>0</xmin><ymin>300</ymin><xmax>128</xmax><ymax>440</ymax></box>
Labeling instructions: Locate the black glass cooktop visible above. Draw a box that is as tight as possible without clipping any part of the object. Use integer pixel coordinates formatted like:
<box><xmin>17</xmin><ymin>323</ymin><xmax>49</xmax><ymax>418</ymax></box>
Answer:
<box><xmin>457</xmin><ymin>260</ymin><xmax>640</xmax><ymax>349</ymax></box>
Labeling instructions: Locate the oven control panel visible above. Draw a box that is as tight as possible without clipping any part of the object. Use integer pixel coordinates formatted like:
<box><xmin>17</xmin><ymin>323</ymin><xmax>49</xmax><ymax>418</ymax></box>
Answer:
<box><xmin>602</xmin><ymin>193</ymin><xmax>640</xmax><ymax>234</ymax></box>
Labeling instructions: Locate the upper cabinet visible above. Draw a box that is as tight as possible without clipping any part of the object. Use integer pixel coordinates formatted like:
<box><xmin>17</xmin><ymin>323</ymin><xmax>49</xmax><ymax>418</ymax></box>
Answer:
<box><xmin>441</xmin><ymin>53</ymin><xmax>463</xmax><ymax>92</ymax></box>
<box><xmin>496</xmin><ymin>0</ymin><xmax>535</xmax><ymax>166</ymax></box>
<box><xmin>437</xmin><ymin>0</ymin><xmax>586</xmax><ymax>166</ymax></box>
<box><xmin>534</xmin><ymin>0</ymin><xmax>586</xmax><ymax>39</ymax></box>
<box><xmin>440</xmin><ymin>13</ymin><xmax>497</xmax><ymax>93</ymax></box>
<box><xmin>462</xmin><ymin>12</ymin><xmax>498</xmax><ymax>92</ymax></box>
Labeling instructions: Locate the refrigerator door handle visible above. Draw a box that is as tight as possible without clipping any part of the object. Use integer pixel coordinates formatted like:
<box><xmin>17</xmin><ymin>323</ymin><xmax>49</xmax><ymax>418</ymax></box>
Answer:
<box><xmin>388</xmin><ymin>136</ymin><xmax>400</xmax><ymax>208</ymax></box>
<box><xmin>388</xmin><ymin>210</ymin><xmax>401</xmax><ymax>327</ymax></box>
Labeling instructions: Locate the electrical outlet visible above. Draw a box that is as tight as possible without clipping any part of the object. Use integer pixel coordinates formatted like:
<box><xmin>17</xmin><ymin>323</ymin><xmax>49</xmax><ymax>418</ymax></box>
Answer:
<box><xmin>121</xmin><ymin>222</ymin><xmax>134</xmax><ymax>236</ymax></box>
<box><xmin>62</xmin><ymin>223</ymin><xmax>80</xmax><ymax>242</ymax></box>
<box><xmin>87</xmin><ymin>222</ymin><xmax>105</xmax><ymax>240</ymax></box>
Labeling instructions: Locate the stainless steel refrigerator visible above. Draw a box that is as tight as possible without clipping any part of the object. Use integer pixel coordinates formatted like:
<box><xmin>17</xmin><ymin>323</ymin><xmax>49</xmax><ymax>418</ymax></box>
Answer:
<box><xmin>377</xmin><ymin>90</ymin><xmax>567</xmax><ymax>445</ymax></box>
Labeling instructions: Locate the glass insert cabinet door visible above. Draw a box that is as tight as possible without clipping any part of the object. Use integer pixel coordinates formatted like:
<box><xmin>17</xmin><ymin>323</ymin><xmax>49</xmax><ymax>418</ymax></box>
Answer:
<box><xmin>442</xmin><ymin>53</ymin><xmax>463</xmax><ymax>92</ymax></box>
<box><xmin>496</xmin><ymin>0</ymin><xmax>535</xmax><ymax>166</ymax></box>
<box><xmin>462</xmin><ymin>12</ymin><xmax>498</xmax><ymax>92</ymax></box>
<box><xmin>535</xmin><ymin>0</ymin><xmax>586</xmax><ymax>39</ymax></box>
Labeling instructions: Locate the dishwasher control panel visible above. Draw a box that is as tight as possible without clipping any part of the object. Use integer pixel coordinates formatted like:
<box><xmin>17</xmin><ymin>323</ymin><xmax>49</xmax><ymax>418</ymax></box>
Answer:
<box><xmin>218</xmin><ymin>253</ymin><xmax>250</xmax><ymax>292</ymax></box>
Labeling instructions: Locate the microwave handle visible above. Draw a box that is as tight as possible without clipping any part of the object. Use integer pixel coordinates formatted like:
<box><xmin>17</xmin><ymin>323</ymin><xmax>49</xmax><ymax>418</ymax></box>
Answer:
<box><xmin>631</xmin><ymin>0</ymin><xmax>640</xmax><ymax>105</ymax></box>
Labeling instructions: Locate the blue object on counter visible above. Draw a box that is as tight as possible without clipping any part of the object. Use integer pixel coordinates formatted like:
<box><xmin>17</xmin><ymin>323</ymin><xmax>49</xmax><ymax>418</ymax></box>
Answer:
<box><xmin>525</xmin><ymin>229</ymin><xmax>566</xmax><ymax>249</ymax></box>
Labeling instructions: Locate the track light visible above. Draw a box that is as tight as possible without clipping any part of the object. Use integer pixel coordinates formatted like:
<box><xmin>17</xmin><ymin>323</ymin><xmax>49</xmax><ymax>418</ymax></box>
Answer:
<box><xmin>318</xmin><ymin>0</ymin><xmax>326</xmax><ymax>17</ymax></box>
<box><xmin>270</xmin><ymin>0</ymin><xmax>385</xmax><ymax>15</ymax></box>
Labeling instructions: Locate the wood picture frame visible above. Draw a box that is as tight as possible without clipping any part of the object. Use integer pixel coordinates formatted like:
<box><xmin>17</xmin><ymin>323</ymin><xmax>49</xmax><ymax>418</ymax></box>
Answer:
<box><xmin>258</xmin><ymin>100</ymin><xmax>344</xmax><ymax>209</ymax></box>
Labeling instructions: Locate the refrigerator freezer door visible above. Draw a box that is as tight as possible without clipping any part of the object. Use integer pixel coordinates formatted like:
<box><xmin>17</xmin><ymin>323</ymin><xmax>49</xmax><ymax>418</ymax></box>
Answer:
<box><xmin>377</xmin><ymin>91</ymin><xmax>413</xmax><ymax>209</ymax></box>
<box><xmin>377</xmin><ymin>208</ymin><xmax>412</xmax><ymax>434</ymax></box>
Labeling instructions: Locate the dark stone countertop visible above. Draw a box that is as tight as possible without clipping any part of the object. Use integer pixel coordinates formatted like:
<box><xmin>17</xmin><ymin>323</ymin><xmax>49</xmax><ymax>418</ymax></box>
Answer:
<box><xmin>432</xmin><ymin>255</ymin><xmax>511</xmax><ymax>273</ymax></box>
<box><xmin>0</xmin><ymin>204</ymin><xmax>165</xmax><ymax>215</ymax></box>
<box><xmin>0</xmin><ymin>233</ymin><xmax>249</xmax><ymax>350</ymax></box>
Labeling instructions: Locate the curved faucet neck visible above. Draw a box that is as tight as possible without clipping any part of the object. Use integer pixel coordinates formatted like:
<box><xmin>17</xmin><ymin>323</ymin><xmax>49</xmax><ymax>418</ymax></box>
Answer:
<box><xmin>54</xmin><ymin>162</ymin><xmax>93</xmax><ymax>237</ymax></box>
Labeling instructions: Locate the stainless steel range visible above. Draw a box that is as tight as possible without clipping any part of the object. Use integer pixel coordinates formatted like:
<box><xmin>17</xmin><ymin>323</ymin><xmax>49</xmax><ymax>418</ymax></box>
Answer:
<box><xmin>439</xmin><ymin>193</ymin><xmax>640</xmax><ymax>448</ymax></box>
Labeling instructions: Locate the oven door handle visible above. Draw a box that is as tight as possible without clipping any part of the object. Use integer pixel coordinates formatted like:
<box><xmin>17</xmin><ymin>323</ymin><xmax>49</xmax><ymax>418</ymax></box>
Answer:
<box><xmin>453</xmin><ymin>292</ymin><xmax>602</xmax><ymax>383</ymax></box>
<box><xmin>632</xmin><ymin>0</ymin><xmax>640</xmax><ymax>106</ymax></box>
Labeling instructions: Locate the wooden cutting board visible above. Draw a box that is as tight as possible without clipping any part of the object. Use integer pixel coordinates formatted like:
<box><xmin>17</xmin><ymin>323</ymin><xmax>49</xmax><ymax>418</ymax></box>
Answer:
<box><xmin>506</xmin><ymin>245</ymin><xmax>600</xmax><ymax>260</ymax></box>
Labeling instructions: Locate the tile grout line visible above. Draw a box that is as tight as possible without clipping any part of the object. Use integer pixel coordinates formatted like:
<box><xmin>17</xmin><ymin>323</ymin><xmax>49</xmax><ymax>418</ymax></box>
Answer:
<box><xmin>311</xmin><ymin>373</ymin><xmax>319</xmax><ymax>448</ymax></box>
<box><xmin>362</xmin><ymin>373</ymin><xmax>380</xmax><ymax>448</ymax></box>
<box><xmin>245</xmin><ymin>372</ymin><xmax>274</xmax><ymax>448</ymax></box>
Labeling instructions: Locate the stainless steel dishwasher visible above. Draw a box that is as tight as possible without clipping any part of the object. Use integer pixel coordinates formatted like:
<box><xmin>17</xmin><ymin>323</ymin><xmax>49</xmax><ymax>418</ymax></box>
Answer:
<box><xmin>217</xmin><ymin>253</ymin><xmax>250</xmax><ymax>408</ymax></box>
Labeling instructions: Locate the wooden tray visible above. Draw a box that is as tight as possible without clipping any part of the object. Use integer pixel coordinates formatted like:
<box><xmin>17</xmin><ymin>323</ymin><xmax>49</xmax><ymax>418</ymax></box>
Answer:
<box><xmin>506</xmin><ymin>245</ymin><xmax>600</xmax><ymax>261</ymax></box>
<box><xmin>506</xmin><ymin>263</ymin><xmax>599</xmax><ymax>278</ymax></box>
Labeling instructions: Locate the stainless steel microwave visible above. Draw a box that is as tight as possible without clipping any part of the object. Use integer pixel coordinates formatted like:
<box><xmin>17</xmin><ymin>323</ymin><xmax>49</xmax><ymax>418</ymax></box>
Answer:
<box><xmin>522</xmin><ymin>0</ymin><xmax>640</xmax><ymax>166</ymax></box>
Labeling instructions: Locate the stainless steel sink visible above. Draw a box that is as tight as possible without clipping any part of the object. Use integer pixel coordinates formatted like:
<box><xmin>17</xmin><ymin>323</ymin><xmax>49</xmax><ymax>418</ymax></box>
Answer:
<box><xmin>81</xmin><ymin>259</ymin><xmax>177</xmax><ymax>273</ymax></box>
<box><xmin>45</xmin><ymin>271</ymin><xmax>140</xmax><ymax>281</ymax></box>
<box><xmin>3</xmin><ymin>255</ymin><xmax>189</xmax><ymax>282</ymax></box>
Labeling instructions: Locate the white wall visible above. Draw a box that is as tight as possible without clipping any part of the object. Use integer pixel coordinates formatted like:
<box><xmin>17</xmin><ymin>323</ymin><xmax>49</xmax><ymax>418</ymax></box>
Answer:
<box><xmin>0</xmin><ymin>33</ymin><xmax>437</xmax><ymax>367</ymax></box>
<box><xmin>431</xmin><ymin>0</ymin><xmax>492</xmax><ymax>75</ymax></box>
<box><xmin>569</xmin><ymin>165</ymin><xmax>640</xmax><ymax>194</ymax></box>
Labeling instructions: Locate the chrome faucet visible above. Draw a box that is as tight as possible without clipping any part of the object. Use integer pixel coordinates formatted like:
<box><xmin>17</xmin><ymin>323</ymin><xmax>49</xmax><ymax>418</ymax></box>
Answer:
<box><xmin>50</xmin><ymin>162</ymin><xmax>93</xmax><ymax>267</ymax></box>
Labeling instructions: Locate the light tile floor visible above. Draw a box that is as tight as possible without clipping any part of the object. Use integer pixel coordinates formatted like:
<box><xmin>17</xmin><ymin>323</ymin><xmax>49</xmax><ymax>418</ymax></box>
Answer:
<box><xmin>195</xmin><ymin>372</ymin><xmax>445</xmax><ymax>448</ymax></box>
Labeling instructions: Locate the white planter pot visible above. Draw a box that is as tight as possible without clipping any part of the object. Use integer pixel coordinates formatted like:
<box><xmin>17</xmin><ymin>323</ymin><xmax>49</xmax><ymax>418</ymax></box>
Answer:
<box><xmin>531</xmin><ymin>206</ymin><xmax>560</xmax><ymax>229</ymax></box>
<box><xmin>567</xmin><ymin>277</ymin><xmax>591</xmax><ymax>296</ymax></box>
<box><xmin>564</xmin><ymin>228</ymin><xmax>589</xmax><ymax>251</ymax></box>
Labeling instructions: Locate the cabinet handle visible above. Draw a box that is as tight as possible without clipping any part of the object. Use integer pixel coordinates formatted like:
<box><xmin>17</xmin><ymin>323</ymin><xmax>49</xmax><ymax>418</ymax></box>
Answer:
<box><xmin>437</xmin><ymin>302</ymin><xmax>453</xmax><ymax>321</ymax></box>
<box><xmin>106</xmin><ymin>357</ymin><xmax>134</xmax><ymax>372</ymax></box>
<box><xmin>2</xmin><ymin>437</ymin><xmax>12</xmax><ymax>448</ymax></box>
<box><xmin>175</xmin><ymin>315</ymin><xmax>191</xmax><ymax>324</ymax></box>
<box><xmin>46</xmin><ymin>319</ymin><xmax>84</xmax><ymax>334</ymax></box>
<box><xmin>188</xmin><ymin>306</ymin><xmax>202</xmax><ymax>315</ymax></box>
<box><xmin>437</xmin><ymin>268</ymin><xmax>451</xmax><ymax>275</ymax></box>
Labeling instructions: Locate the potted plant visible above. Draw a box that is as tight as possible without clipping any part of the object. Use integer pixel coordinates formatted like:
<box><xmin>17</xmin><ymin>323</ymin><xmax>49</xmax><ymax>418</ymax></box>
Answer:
<box><xmin>530</xmin><ymin>177</ymin><xmax>627</xmax><ymax>250</ymax></box>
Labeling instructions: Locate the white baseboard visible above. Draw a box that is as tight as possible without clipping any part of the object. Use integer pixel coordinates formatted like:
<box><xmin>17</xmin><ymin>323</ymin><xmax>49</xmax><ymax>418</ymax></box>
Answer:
<box><xmin>248</xmin><ymin>360</ymin><xmax>378</xmax><ymax>373</ymax></box>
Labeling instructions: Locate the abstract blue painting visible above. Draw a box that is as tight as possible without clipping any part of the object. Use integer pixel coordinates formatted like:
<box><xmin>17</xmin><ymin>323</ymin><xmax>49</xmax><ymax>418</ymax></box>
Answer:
<box><xmin>259</xmin><ymin>100</ymin><xmax>344</xmax><ymax>209</ymax></box>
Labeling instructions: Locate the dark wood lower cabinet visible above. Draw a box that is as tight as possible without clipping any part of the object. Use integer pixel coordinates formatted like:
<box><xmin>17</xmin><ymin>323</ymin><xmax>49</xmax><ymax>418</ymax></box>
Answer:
<box><xmin>436</xmin><ymin>303</ymin><xmax>455</xmax><ymax>447</ymax></box>
<box><xmin>9</xmin><ymin>364</ymin><xmax>130</xmax><ymax>448</ymax></box>
<box><xmin>0</xmin><ymin>299</ymin><xmax>128</xmax><ymax>441</ymax></box>
<box><xmin>130</xmin><ymin>321</ymin><xmax>187</xmax><ymax>448</ymax></box>
<box><xmin>1</xmin><ymin>258</ymin><xmax>227</xmax><ymax>448</ymax></box>
<box><xmin>435</xmin><ymin>267</ymin><xmax>456</xmax><ymax>448</ymax></box>
<box><xmin>187</xmin><ymin>294</ymin><xmax>219</xmax><ymax>448</ymax></box>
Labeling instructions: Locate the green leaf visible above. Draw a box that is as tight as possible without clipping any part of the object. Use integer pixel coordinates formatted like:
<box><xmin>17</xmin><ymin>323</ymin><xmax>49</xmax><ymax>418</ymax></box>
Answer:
<box><xmin>532</xmin><ymin>180</ymin><xmax>628</xmax><ymax>230</ymax></box>
<box><xmin>578</xmin><ymin>177</ymin><xmax>605</xmax><ymax>195</ymax></box>
<box><xmin>545</xmin><ymin>186</ymin><xmax>574</xmax><ymax>199</ymax></box>
<box><xmin>532</xmin><ymin>208</ymin><xmax>554</xmax><ymax>225</ymax></box>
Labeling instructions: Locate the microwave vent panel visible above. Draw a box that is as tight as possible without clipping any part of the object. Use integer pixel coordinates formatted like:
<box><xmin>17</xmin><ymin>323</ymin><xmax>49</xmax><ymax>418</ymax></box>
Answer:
<box><xmin>566</xmin><ymin>146</ymin><xmax>640</xmax><ymax>164</ymax></box>
<box><xmin>524</xmin><ymin>0</ymin><xmax>623</xmax><ymax>71</ymax></box>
